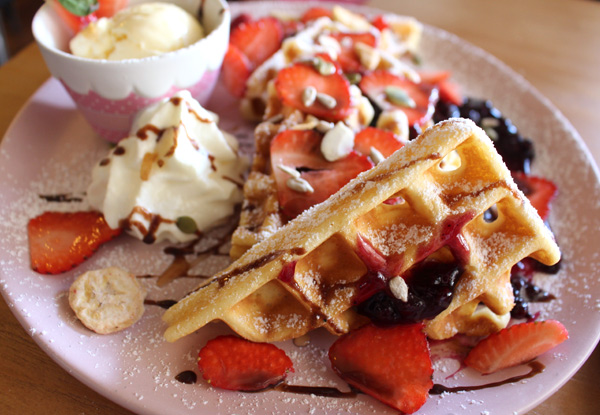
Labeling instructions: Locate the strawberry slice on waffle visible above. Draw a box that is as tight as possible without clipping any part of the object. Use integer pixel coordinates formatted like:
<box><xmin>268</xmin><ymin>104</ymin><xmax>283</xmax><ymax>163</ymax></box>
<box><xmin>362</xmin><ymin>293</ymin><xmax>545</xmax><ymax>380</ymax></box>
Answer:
<box><xmin>271</xmin><ymin>129</ymin><xmax>372</xmax><ymax>219</ymax></box>
<box><xmin>360</xmin><ymin>70</ymin><xmax>438</xmax><ymax>127</ymax></box>
<box><xmin>275</xmin><ymin>63</ymin><xmax>353</xmax><ymax>122</ymax></box>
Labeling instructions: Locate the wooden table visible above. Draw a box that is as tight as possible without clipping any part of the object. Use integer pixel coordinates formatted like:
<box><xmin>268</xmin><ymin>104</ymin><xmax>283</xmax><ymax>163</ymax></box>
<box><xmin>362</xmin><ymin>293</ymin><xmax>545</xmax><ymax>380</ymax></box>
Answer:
<box><xmin>1</xmin><ymin>0</ymin><xmax>599</xmax><ymax>413</ymax></box>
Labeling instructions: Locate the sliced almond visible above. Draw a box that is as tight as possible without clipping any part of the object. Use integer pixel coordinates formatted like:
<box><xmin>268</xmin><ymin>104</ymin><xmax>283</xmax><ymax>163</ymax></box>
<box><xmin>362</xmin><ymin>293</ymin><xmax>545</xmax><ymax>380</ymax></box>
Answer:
<box><xmin>332</xmin><ymin>5</ymin><xmax>372</xmax><ymax>31</ymax></box>
<box><xmin>140</xmin><ymin>152</ymin><xmax>158</xmax><ymax>181</ymax></box>
<box><xmin>355</xmin><ymin>42</ymin><xmax>381</xmax><ymax>71</ymax></box>
<box><xmin>320</xmin><ymin>122</ymin><xmax>355</xmax><ymax>162</ymax></box>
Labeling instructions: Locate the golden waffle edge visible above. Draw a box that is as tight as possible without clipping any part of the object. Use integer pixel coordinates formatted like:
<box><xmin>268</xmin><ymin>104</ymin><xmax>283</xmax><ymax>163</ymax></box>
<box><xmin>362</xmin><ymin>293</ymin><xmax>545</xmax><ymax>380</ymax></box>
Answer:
<box><xmin>162</xmin><ymin>118</ymin><xmax>560</xmax><ymax>343</ymax></box>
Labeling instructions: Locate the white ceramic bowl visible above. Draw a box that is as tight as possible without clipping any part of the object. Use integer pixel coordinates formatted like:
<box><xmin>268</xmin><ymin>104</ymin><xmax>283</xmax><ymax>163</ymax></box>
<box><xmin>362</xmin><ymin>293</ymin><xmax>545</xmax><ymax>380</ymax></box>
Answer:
<box><xmin>32</xmin><ymin>0</ymin><xmax>230</xmax><ymax>142</ymax></box>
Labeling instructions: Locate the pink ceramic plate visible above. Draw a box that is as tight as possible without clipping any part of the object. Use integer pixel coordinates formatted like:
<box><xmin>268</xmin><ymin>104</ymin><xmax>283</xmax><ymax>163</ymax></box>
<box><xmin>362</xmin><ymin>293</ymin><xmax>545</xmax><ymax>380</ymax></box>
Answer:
<box><xmin>1</xmin><ymin>2</ymin><xmax>600</xmax><ymax>414</ymax></box>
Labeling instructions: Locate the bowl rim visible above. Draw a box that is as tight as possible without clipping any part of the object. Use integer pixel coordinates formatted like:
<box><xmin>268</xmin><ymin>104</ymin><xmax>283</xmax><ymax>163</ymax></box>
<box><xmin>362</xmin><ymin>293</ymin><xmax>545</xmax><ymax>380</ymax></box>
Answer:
<box><xmin>32</xmin><ymin>0</ymin><xmax>231</xmax><ymax>66</ymax></box>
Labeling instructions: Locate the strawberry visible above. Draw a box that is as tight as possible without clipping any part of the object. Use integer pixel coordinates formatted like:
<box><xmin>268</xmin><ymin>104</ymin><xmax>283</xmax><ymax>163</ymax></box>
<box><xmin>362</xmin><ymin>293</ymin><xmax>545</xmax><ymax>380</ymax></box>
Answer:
<box><xmin>464</xmin><ymin>320</ymin><xmax>568</xmax><ymax>374</ymax></box>
<box><xmin>221</xmin><ymin>44</ymin><xmax>252</xmax><ymax>98</ymax></box>
<box><xmin>512</xmin><ymin>172</ymin><xmax>558</xmax><ymax>220</ymax></box>
<box><xmin>197</xmin><ymin>335</ymin><xmax>294</xmax><ymax>391</ymax></box>
<box><xmin>279</xmin><ymin>18</ymin><xmax>304</xmax><ymax>38</ymax></box>
<box><xmin>330</xmin><ymin>32</ymin><xmax>377</xmax><ymax>73</ymax></box>
<box><xmin>275</xmin><ymin>63</ymin><xmax>352</xmax><ymax>122</ymax></box>
<box><xmin>46</xmin><ymin>0</ymin><xmax>98</xmax><ymax>33</ymax></box>
<box><xmin>230</xmin><ymin>13</ymin><xmax>252</xmax><ymax>32</ymax></box>
<box><xmin>271</xmin><ymin>129</ymin><xmax>372</xmax><ymax>219</ymax></box>
<box><xmin>359</xmin><ymin>70</ymin><xmax>438</xmax><ymax>126</ymax></box>
<box><xmin>371</xmin><ymin>15</ymin><xmax>389</xmax><ymax>32</ymax></box>
<box><xmin>300</xmin><ymin>7</ymin><xmax>333</xmax><ymax>24</ymax></box>
<box><xmin>418</xmin><ymin>70</ymin><xmax>451</xmax><ymax>85</ymax></box>
<box><xmin>418</xmin><ymin>71</ymin><xmax>463</xmax><ymax>106</ymax></box>
<box><xmin>230</xmin><ymin>17</ymin><xmax>284</xmax><ymax>68</ymax></box>
<box><xmin>329</xmin><ymin>323</ymin><xmax>433</xmax><ymax>414</ymax></box>
<box><xmin>95</xmin><ymin>0</ymin><xmax>128</xmax><ymax>18</ymax></box>
<box><xmin>28</xmin><ymin>211</ymin><xmax>122</xmax><ymax>275</ymax></box>
<box><xmin>354</xmin><ymin>127</ymin><xmax>404</xmax><ymax>159</ymax></box>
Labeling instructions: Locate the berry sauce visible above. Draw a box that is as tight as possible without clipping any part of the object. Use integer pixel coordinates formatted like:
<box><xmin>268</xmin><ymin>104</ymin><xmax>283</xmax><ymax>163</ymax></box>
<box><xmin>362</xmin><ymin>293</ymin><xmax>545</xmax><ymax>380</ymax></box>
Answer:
<box><xmin>357</xmin><ymin>260</ymin><xmax>463</xmax><ymax>325</ymax></box>
<box><xmin>433</xmin><ymin>98</ymin><xmax>535</xmax><ymax>173</ymax></box>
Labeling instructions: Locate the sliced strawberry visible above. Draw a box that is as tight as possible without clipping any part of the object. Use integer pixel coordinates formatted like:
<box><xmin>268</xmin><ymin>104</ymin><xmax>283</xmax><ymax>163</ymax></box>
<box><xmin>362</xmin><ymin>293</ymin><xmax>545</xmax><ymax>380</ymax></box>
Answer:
<box><xmin>198</xmin><ymin>335</ymin><xmax>294</xmax><ymax>391</ymax></box>
<box><xmin>230</xmin><ymin>13</ymin><xmax>252</xmax><ymax>32</ymax></box>
<box><xmin>275</xmin><ymin>63</ymin><xmax>352</xmax><ymax>122</ymax></box>
<box><xmin>354</xmin><ymin>127</ymin><xmax>404</xmax><ymax>159</ymax></box>
<box><xmin>359</xmin><ymin>70</ymin><xmax>438</xmax><ymax>126</ymax></box>
<box><xmin>329</xmin><ymin>323</ymin><xmax>433</xmax><ymax>414</ymax></box>
<box><xmin>371</xmin><ymin>15</ymin><xmax>389</xmax><ymax>32</ymax></box>
<box><xmin>465</xmin><ymin>320</ymin><xmax>568</xmax><ymax>374</ymax></box>
<box><xmin>221</xmin><ymin>44</ymin><xmax>252</xmax><ymax>98</ymax></box>
<box><xmin>230</xmin><ymin>17</ymin><xmax>283</xmax><ymax>68</ymax></box>
<box><xmin>28</xmin><ymin>211</ymin><xmax>122</xmax><ymax>275</ymax></box>
<box><xmin>271</xmin><ymin>129</ymin><xmax>372</xmax><ymax>219</ymax></box>
<box><xmin>300</xmin><ymin>7</ymin><xmax>333</xmax><ymax>24</ymax></box>
<box><xmin>279</xmin><ymin>18</ymin><xmax>304</xmax><ymax>38</ymax></box>
<box><xmin>47</xmin><ymin>0</ymin><xmax>97</xmax><ymax>33</ymax></box>
<box><xmin>330</xmin><ymin>32</ymin><xmax>377</xmax><ymax>73</ymax></box>
<box><xmin>95</xmin><ymin>0</ymin><xmax>128</xmax><ymax>18</ymax></box>
<box><xmin>438</xmin><ymin>79</ymin><xmax>463</xmax><ymax>106</ymax></box>
<box><xmin>418</xmin><ymin>71</ymin><xmax>463</xmax><ymax>106</ymax></box>
<box><xmin>512</xmin><ymin>172</ymin><xmax>558</xmax><ymax>220</ymax></box>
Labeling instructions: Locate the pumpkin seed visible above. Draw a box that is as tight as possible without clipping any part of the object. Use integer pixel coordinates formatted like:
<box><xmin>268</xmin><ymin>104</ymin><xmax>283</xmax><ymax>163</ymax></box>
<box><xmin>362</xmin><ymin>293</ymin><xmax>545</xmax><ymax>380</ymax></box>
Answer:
<box><xmin>385</xmin><ymin>86</ymin><xmax>416</xmax><ymax>108</ymax></box>
<box><xmin>344</xmin><ymin>72</ymin><xmax>362</xmax><ymax>85</ymax></box>
<box><xmin>176</xmin><ymin>216</ymin><xmax>198</xmax><ymax>234</ymax></box>
<box><xmin>314</xmin><ymin>56</ymin><xmax>336</xmax><ymax>76</ymax></box>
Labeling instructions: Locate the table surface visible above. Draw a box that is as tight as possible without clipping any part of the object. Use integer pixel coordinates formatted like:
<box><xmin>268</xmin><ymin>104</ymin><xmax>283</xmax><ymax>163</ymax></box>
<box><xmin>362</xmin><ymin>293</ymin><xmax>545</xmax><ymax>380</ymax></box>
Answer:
<box><xmin>1</xmin><ymin>0</ymin><xmax>599</xmax><ymax>414</ymax></box>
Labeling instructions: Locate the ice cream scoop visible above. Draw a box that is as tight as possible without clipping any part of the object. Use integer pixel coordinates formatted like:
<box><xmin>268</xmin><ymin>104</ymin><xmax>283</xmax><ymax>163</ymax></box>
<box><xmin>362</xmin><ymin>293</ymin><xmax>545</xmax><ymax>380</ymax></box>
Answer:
<box><xmin>70</xmin><ymin>2</ymin><xmax>204</xmax><ymax>60</ymax></box>
<box><xmin>87</xmin><ymin>90</ymin><xmax>248</xmax><ymax>243</ymax></box>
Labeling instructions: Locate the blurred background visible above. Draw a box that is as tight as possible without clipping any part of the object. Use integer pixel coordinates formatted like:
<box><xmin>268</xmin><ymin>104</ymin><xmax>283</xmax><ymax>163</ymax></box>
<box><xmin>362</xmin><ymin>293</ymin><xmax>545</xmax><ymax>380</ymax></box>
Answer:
<box><xmin>0</xmin><ymin>0</ymin><xmax>41</xmax><ymax>63</ymax></box>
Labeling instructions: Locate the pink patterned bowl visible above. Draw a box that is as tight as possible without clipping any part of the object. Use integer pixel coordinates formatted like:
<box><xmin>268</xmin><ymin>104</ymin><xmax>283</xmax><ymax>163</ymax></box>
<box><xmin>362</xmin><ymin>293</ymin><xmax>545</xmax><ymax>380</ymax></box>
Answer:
<box><xmin>32</xmin><ymin>0</ymin><xmax>230</xmax><ymax>143</ymax></box>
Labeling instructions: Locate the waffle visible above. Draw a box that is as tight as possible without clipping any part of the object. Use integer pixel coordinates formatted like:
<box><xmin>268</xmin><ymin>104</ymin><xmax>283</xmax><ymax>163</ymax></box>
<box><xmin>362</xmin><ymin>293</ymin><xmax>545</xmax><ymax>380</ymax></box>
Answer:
<box><xmin>163</xmin><ymin>118</ymin><xmax>560</xmax><ymax>342</ymax></box>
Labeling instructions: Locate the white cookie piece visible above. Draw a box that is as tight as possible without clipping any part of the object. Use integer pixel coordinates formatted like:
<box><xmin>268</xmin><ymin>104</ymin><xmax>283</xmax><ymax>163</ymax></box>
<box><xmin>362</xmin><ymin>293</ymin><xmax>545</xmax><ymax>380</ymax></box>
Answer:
<box><xmin>69</xmin><ymin>267</ymin><xmax>146</xmax><ymax>334</ymax></box>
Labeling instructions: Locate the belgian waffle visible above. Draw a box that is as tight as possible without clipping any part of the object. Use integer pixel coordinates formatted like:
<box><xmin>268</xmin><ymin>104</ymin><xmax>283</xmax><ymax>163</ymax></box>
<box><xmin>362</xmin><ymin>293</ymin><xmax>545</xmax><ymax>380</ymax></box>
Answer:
<box><xmin>162</xmin><ymin>118</ymin><xmax>560</xmax><ymax>342</ymax></box>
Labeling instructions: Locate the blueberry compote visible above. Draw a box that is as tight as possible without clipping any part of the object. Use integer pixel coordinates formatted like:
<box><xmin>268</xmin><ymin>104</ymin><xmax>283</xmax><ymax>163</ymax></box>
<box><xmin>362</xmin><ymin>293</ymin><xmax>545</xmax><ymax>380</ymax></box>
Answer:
<box><xmin>357</xmin><ymin>260</ymin><xmax>463</xmax><ymax>325</ymax></box>
<box><xmin>434</xmin><ymin>98</ymin><xmax>534</xmax><ymax>173</ymax></box>
<box><xmin>510</xmin><ymin>258</ymin><xmax>560</xmax><ymax>319</ymax></box>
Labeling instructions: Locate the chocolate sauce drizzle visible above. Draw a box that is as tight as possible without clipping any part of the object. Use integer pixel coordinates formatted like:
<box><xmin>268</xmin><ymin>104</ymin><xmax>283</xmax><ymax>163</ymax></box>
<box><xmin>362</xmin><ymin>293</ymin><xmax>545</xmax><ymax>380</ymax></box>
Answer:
<box><xmin>430</xmin><ymin>361</ymin><xmax>545</xmax><ymax>394</ymax></box>
<box><xmin>38</xmin><ymin>193</ymin><xmax>84</xmax><ymax>203</ymax></box>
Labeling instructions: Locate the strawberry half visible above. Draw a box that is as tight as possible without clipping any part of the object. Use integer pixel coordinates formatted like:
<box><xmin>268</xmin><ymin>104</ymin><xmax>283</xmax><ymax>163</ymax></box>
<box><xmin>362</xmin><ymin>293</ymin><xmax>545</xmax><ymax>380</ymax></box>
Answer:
<box><xmin>371</xmin><ymin>15</ymin><xmax>389</xmax><ymax>32</ymax></box>
<box><xmin>46</xmin><ymin>0</ymin><xmax>97</xmax><ymax>33</ymax></box>
<box><xmin>465</xmin><ymin>320</ymin><xmax>568</xmax><ymax>374</ymax></box>
<box><xmin>28</xmin><ymin>211</ymin><xmax>122</xmax><ymax>275</ymax></box>
<box><xmin>354</xmin><ymin>127</ymin><xmax>404</xmax><ymax>159</ymax></box>
<box><xmin>95</xmin><ymin>0</ymin><xmax>128</xmax><ymax>18</ymax></box>
<box><xmin>300</xmin><ymin>7</ymin><xmax>333</xmax><ymax>24</ymax></box>
<box><xmin>330</xmin><ymin>32</ymin><xmax>377</xmax><ymax>73</ymax></box>
<box><xmin>275</xmin><ymin>63</ymin><xmax>352</xmax><ymax>122</ymax></box>
<box><xmin>230</xmin><ymin>17</ymin><xmax>284</xmax><ymax>68</ymax></box>
<box><xmin>329</xmin><ymin>323</ymin><xmax>433</xmax><ymax>414</ymax></box>
<box><xmin>418</xmin><ymin>70</ymin><xmax>463</xmax><ymax>106</ymax></box>
<box><xmin>512</xmin><ymin>172</ymin><xmax>558</xmax><ymax>221</ymax></box>
<box><xmin>359</xmin><ymin>70</ymin><xmax>438</xmax><ymax>126</ymax></box>
<box><xmin>198</xmin><ymin>335</ymin><xmax>294</xmax><ymax>391</ymax></box>
<box><xmin>221</xmin><ymin>44</ymin><xmax>253</xmax><ymax>98</ymax></box>
<box><xmin>271</xmin><ymin>129</ymin><xmax>372</xmax><ymax>219</ymax></box>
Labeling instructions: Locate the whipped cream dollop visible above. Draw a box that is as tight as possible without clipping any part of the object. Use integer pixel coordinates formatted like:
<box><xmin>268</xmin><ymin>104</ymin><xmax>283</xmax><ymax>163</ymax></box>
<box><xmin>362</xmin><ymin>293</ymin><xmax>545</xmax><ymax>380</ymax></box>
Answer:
<box><xmin>70</xmin><ymin>2</ymin><xmax>204</xmax><ymax>60</ymax></box>
<box><xmin>87</xmin><ymin>90</ymin><xmax>248</xmax><ymax>243</ymax></box>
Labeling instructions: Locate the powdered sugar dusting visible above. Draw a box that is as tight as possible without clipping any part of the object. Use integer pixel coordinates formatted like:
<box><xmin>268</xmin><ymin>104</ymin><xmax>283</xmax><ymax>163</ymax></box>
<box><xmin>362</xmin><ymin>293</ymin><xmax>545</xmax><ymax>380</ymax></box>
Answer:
<box><xmin>1</xmin><ymin>2</ymin><xmax>599</xmax><ymax>415</ymax></box>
